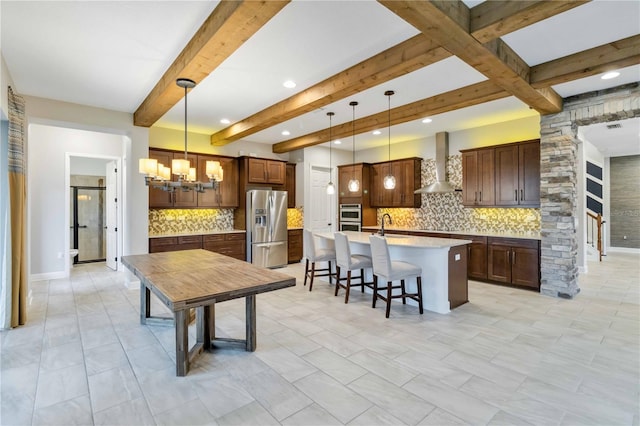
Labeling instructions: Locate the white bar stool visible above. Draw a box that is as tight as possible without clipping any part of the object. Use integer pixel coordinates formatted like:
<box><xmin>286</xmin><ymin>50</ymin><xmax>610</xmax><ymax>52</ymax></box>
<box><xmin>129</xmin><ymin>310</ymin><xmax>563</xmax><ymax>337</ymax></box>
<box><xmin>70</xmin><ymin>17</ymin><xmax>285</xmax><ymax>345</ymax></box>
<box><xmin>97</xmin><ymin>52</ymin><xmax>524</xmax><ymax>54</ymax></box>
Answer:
<box><xmin>369</xmin><ymin>235</ymin><xmax>424</xmax><ymax>318</ymax></box>
<box><xmin>334</xmin><ymin>232</ymin><xmax>374</xmax><ymax>303</ymax></box>
<box><xmin>303</xmin><ymin>229</ymin><xmax>336</xmax><ymax>291</ymax></box>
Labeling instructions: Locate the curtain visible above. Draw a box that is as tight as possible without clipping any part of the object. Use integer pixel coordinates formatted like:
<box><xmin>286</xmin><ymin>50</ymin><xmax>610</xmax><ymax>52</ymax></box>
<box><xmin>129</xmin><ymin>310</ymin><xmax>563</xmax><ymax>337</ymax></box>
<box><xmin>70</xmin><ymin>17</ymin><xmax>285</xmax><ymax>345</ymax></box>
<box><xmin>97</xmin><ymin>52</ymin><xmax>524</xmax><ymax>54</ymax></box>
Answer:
<box><xmin>8</xmin><ymin>86</ymin><xmax>27</xmax><ymax>327</ymax></box>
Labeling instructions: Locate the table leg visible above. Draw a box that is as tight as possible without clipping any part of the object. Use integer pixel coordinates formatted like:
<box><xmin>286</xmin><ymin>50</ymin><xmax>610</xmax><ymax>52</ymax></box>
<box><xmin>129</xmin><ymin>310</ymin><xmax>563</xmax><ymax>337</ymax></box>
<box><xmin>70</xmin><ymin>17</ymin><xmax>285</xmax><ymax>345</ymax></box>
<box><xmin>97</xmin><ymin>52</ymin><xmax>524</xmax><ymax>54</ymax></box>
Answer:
<box><xmin>175</xmin><ymin>309</ymin><xmax>189</xmax><ymax>376</ymax></box>
<box><xmin>197</xmin><ymin>304</ymin><xmax>215</xmax><ymax>351</ymax></box>
<box><xmin>246</xmin><ymin>295</ymin><xmax>256</xmax><ymax>351</ymax></box>
<box><xmin>140</xmin><ymin>283</ymin><xmax>150</xmax><ymax>325</ymax></box>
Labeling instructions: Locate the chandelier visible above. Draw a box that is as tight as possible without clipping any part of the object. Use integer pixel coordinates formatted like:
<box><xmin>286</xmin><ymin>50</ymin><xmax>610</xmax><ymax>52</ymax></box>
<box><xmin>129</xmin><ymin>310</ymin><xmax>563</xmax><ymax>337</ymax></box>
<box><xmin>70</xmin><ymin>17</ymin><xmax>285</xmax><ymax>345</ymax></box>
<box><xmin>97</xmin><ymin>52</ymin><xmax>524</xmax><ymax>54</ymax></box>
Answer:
<box><xmin>326</xmin><ymin>111</ymin><xmax>336</xmax><ymax>195</ymax></box>
<box><xmin>138</xmin><ymin>78</ymin><xmax>223</xmax><ymax>192</ymax></box>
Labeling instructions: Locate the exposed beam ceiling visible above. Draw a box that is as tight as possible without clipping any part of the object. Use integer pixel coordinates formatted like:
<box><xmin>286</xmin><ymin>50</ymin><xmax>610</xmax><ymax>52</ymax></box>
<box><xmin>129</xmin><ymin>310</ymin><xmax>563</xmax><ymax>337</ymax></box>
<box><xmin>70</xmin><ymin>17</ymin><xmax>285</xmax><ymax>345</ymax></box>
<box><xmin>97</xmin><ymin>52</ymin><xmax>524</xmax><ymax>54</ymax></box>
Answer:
<box><xmin>133</xmin><ymin>0</ymin><xmax>290</xmax><ymax>128</ymax></box>
<box><xmin>273</xmin><ymin>35</ymin><xmax>640</xmax><ymax>154</ymax></box>
<box><xmin>378</xmin><ymin>0</ymin><xmax>562</xmax><ymax>115</ymax></box>
<box><xmin>273</xmin><ymin>81</ymin><xmax>508</xmax><ymax>153</ymax></box>
<box><xmin>210</xmin><ymin>0</ymin><xmax>585</xmax><ymax>147</ymax></box>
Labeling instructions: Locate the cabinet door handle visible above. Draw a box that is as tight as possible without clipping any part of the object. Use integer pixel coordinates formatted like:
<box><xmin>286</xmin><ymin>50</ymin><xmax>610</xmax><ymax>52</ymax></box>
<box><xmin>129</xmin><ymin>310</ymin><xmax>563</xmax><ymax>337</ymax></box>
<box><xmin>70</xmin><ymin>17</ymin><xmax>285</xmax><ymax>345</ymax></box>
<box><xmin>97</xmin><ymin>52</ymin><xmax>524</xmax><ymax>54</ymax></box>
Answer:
<box><xmin>520</xmin><ymin>189</ymin><xmax>523</xmax><ymax>201</ymax></box>
<box><xmin>479</xmin><ymin>191</ymin><xmax>482</xmax><ymax>202</ymax></box>
<box><xmin>515</xmin><ymin>190</ymin><xmax>518</xmax><ymax>201</ymax></box>
<box><xmin>474</xmin><ymin>191</ymin><xmax>478</xmax><ymax>202</ymax></box>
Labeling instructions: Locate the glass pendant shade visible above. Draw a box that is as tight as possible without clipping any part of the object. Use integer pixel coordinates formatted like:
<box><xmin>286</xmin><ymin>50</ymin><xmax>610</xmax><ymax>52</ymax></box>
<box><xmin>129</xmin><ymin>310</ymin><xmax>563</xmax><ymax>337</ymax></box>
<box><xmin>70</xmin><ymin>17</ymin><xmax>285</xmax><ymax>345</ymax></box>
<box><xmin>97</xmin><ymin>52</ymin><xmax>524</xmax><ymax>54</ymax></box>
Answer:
<box><xmin>139</xmin><ymin>158</ymin><xmax>158</xmax><ymax>176</ymax></box>
<box><xmin>383</xmin><ymin>174</ymin><xmax>396</xmax><ymax>189</ymax></box>
<box><xmin>326</xmin><ymin>181</ymin><xmax>335</xmax><ymax>195</ymax></box>
<box><xmin>348</xmin><ymin>178</ymin><xmax>360</xmax><ymax>192</ymax></box>
<box><xmin>172</xmin><ymin>158</ymin><xmax>191</xmax><ymax>177</ymax></box>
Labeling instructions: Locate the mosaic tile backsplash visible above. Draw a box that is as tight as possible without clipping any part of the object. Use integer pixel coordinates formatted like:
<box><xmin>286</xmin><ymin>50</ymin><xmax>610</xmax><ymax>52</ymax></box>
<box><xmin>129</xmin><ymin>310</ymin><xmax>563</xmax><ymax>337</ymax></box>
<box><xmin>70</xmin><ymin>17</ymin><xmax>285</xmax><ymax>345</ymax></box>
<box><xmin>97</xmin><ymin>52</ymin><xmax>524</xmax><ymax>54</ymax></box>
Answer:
<box><xmin>149</xmin><ymin>209</ymin><xmax>234</xmax><ymax>235</ymax></box>
<box><xmin>377</xmin><ymin>155</ymin><xmax>541</xmax><ymax>234</ymax></box>
<box><xmin>287</xmin><ymin>207</ymin><xmax>304</xmax><ymax>228</ymax></box>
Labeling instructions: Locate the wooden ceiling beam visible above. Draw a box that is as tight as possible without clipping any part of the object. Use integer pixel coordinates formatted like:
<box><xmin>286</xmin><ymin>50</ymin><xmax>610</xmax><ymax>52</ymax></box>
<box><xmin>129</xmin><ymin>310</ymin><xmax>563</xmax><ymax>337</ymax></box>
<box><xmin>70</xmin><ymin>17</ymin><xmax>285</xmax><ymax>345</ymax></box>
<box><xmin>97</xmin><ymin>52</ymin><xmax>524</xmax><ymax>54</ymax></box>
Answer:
<box><xmin>211</xmin><ymin>0</ymin><xmax>578</xmax><ymax>146</ymax></box>
<box><xmin>470</xmin><ymin>0</ymin><xmax>590</xmax><ymax>43</ymax></box>
<box><xmin>272</xmin><ymin>81</ymin><xmax>508</xmax><ymax>153</ymax></box>
<box><xmin>530</xmin><ymin>34</ymin><xmax>640</xmax><ymax>88</ymax></box>
<box><xmin>133</xmin><ymin>0</ymin><xmax>290</xmax><ymax>128</ymax></box>
<box><xmin>379</xmin><ymin>0</ymin><xmax>563</xmax><ymax>115</ymax></box>
<box><xmin>210</xmin><ymin>35</ymin><xmax>450</xmax><ymax>146</ymax></box>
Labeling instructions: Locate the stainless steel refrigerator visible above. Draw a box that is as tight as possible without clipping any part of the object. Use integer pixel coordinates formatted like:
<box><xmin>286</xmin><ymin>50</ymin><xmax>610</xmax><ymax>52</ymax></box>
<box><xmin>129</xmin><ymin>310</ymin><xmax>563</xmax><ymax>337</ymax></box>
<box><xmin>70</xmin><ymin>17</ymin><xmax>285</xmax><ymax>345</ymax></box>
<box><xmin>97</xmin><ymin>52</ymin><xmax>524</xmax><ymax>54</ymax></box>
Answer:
<box><xmin>246</xmin><ymin>189</ymin><xmax>288</xmax><ymax>268</ymax></box>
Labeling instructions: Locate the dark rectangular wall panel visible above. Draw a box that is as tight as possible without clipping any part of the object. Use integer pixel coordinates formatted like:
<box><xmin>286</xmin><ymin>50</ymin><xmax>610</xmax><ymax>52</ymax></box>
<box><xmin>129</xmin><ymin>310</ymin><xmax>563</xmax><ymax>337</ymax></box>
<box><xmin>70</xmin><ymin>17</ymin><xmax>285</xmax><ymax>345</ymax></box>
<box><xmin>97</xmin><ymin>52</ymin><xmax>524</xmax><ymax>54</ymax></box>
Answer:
<box><xmin>586</xmin><ymin>161</ymin><xmax>603</xmax><ymax>180</ymax></box>
<box><xmin>587</xmin><ymin>196</ymin><xmax>603</xmax><ymax>214</ymax></box>
<box><xmin>586</xmin><ymin>177</ymin><xmax>603</xmax><ymax>199</ymax></box>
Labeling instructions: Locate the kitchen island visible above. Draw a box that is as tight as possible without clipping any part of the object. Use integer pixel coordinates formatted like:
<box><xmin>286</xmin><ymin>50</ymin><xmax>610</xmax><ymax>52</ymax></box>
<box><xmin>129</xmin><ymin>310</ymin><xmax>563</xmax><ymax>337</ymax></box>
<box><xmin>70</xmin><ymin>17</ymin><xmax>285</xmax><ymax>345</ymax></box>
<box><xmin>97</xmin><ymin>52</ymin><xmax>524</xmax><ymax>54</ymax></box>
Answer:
<box><xmin>315</xmin><ymin>231</ymin><xmax>471</xmax><ymax>314</ymax></box>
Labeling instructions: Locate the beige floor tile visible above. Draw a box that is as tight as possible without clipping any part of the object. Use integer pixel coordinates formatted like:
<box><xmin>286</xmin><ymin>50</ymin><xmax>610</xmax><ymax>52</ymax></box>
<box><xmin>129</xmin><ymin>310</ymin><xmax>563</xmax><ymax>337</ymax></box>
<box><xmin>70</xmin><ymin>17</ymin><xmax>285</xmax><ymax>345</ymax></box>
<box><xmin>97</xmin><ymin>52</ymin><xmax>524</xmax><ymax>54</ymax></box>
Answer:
<box><xmin>303</xmin><ymin>347</ymin><xmax>368</xmax><ymax>385</ymax></box>
<box><xmin>31</xmin><ymin>394</ymin><xmax>93</xmax><ymax>426</ymax></box>
<box><xmin>216</xmin><ymin>400</ymin><xmax>280</xmax><ymax>426</ymax></box>
<box><xmin>281</xmin><ymin>403</ymin><xmax>342</xmax><ymax>425</ymax></box>
<box><xmin>93</xmin><ymin>397</ymin><xmax>156</xmax><ymax>426</ymax></box>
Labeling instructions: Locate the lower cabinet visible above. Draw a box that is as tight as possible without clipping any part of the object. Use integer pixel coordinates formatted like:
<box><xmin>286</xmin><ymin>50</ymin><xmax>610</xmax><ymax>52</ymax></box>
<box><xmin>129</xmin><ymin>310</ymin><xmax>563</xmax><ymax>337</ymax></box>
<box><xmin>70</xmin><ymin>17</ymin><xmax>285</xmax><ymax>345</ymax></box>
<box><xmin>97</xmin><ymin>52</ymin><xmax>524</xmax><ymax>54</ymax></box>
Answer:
<box><xmin>288</xmin><ymin>229</ymin><xmax>303</xmax><ymax>263</ymax></box>
<box><xmin>447</xmin><ymin>234</ymin><xmax>488</xmax><ymax>281</ymax></box>
<box><xmin>149</xmin><ymin>232</ymin><xmax>246</xmax><ymax>261</ymax></box>
<box><xmin>202</xmin><ymin>233</ymin><xmax>246</xmax><ymax>261</ymax></box>
<box><xmin>149</xmin><ymin>235</ymin><xmax>202</xmax><ymax>253</ymax></box>
<box><xmin>488</xmin><ymin>237</ymin><xmax>540</xmax><ymax>288</ymax></box>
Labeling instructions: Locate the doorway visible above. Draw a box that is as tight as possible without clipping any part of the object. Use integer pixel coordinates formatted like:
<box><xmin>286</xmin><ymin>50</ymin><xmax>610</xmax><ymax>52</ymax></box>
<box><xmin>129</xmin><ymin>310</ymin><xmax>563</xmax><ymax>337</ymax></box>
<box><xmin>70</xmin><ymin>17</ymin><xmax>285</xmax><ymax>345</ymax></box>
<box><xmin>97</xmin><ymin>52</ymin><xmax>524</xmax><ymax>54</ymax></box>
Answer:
<box><xmin>70</xmin><ymin>184</ymin><xmax>106</xmax><ymax>264</ymax></box>
<box><xmin>309</xmin><ymin>166</ymin><xmax>334</xmax><ymax>232</ymax></box>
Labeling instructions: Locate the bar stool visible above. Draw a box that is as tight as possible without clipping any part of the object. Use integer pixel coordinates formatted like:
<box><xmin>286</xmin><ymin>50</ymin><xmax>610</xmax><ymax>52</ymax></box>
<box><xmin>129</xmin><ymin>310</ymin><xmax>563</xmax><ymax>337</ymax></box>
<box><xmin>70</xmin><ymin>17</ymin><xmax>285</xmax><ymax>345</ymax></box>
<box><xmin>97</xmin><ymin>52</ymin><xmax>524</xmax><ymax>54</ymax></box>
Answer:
<box><xmin>368</xmin><ymin>235</ymin><xmax>424</xmax><ymax>318</ymax></box>
<box><xmin>334</xmin><ymin>232</ymin><xmax>374</xmax><ymax>303</ymax></box>
<box><xmin>303</xmin><ymin>229</ymin><xmax>336</xmax><ymax>291</ymax></box>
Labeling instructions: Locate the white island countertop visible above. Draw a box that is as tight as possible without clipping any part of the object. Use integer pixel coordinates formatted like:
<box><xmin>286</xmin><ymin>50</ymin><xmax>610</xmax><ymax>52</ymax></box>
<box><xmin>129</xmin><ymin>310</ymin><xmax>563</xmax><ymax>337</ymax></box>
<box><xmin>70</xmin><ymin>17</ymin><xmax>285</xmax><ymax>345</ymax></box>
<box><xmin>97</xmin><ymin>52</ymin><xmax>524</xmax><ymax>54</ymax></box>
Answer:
<box><xmin>316</xmin><ymin>231</ymin><xmax>472</xmax><ymax>248</ymax></box>
<box><xmin>314</xmin><ymin>231</ymin><xmax>471</xmax><ymax>314</ymax></box>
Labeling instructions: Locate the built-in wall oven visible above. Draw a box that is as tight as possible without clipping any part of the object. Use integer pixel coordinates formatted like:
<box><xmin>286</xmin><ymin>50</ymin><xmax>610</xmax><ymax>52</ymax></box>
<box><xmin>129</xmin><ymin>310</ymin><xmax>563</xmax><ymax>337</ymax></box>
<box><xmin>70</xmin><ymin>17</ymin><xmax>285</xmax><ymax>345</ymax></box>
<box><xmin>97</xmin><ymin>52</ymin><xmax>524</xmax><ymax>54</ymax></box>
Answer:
<box><xmin>339</xmin><ymin>204</ymin><xmax>362</xmax><ymax>232</ymax></box>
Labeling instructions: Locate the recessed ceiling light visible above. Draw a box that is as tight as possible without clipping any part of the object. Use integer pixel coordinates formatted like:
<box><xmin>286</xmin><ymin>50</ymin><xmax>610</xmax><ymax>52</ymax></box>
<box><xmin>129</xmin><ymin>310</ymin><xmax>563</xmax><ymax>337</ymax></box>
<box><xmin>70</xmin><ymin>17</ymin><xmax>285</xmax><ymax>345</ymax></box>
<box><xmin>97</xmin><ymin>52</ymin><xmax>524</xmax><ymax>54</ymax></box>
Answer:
<box><xmin>281</xmin><ymin>130</ymin><xmax>290</xmax><ymax>136</ymax></box>
<box><xmin>220</xmin><ymin>118</ymin><xmax>230</xmax><ymax>124</ymax></box>
<box><xmin>422</xmin><ymin>118</ymin><xmax>432</xmax><ymax>124</ymax></box>
<box><xmin>372</xmin><ymin>130</ymin><xmax>381</xmax><ymax>135</ymax></box>
<box><xmin>601</xmin><ymin>71</ymin><xmax>620</xmax><ymax>80</ymax></box>
<box><xmin>334</xmin><ymin>140</ymin><xmax>341</xmax><ymax>145</ymax></box>
<box><xmin>283</xmin><ymin>80</ymin><xmax>296</xmax><ymax>88</ymax></box>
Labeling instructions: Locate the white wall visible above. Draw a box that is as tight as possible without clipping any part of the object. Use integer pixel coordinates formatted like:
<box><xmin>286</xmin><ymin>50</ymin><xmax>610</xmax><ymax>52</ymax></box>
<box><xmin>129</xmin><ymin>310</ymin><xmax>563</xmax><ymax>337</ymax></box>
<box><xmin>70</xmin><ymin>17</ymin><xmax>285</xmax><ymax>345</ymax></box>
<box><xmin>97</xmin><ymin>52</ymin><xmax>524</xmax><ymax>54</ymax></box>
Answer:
<box><xmin>70</xmin><ymin>157</ymin><xmax>109</xmax><ymax>176</ymax></box>
<box><xmin>25</xmin><ymin>95</ymin><xmax>149</xmax><ymax>277</ymax></box>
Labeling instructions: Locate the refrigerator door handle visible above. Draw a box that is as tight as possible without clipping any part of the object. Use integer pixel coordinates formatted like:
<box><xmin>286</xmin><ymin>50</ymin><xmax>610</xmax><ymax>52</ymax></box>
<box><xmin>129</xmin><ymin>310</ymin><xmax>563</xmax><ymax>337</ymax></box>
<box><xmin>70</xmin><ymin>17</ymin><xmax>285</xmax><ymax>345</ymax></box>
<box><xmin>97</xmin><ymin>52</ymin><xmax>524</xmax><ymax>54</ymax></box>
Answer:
<box><xmin>254</xmin><ymin>241</ymin><xmax>285</xmax><ymax>248</ymax></box>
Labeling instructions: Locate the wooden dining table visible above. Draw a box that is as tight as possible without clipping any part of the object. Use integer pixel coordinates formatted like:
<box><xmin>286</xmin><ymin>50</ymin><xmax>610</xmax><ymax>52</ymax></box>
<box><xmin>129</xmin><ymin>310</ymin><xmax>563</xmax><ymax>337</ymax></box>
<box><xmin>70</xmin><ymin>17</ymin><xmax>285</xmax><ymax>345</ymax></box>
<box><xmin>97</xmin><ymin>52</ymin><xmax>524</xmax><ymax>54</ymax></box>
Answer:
<box><xmin>122</xmin><ymin>249</ymin><xmax>296</xmax><ymax>376</ymax></box>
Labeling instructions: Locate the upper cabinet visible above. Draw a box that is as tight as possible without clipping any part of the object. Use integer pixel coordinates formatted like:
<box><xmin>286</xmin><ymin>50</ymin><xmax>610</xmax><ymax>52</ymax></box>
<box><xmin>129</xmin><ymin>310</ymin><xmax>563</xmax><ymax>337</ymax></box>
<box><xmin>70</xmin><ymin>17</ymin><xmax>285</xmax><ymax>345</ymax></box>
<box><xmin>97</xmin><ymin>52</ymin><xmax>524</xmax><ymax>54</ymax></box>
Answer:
<box><xmin>247</xmin><ymin>157</ymin><xmax>286</xmax><ymax>185</ymax></box>
<box><xmin>370</xmin><ymin>158</ymin><xmax>422</xmax><ymax>208</ymax></box>
<box><xmin>462</xmin><ymin>148</ymin><xmax>495</xmax><ymax>207</ymax></box>
<box><xmin>495</xmin><ymin>140</ymin><xmax>540</xmax><ymax>207</ymax></box>
<box><xmin>197</xmin><ymin>154</ymin><xmax>239</xmax><ymax>208</ymax></box>
<box><xmin>147</xmin><ymin>148</ymin><xmax>238</xmax><ymax>209</ymax></box>
<box><xmin>285</xmin><ymin>163</ymin><xmax>296</xmax><ymax>208</ymax></box>
<box><xmin>338</xmin><ymin>163</ymin><xmax>371</xmax><ymax>205</ymax></box>
<box><xmin>462</xmin><ymin>139</ymin><xmax>540</xmax><ymax>208</ymax></box>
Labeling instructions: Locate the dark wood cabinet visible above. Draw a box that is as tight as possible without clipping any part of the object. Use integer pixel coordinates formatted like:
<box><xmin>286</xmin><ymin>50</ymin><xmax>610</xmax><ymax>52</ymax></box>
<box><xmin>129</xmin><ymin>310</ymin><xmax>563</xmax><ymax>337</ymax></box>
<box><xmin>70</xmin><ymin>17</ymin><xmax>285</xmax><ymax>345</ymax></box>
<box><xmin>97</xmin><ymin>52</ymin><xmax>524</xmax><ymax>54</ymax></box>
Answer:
<box><xmin>495</xmin><ymin>140</ymin><xmax>540</xmax><ymax>207</ymax></box>
<box><xmin>196</xmin><ymin>154</ymin><xmax>239</xmax><ymax>208</ymax></box>
<box><xmin>150</xmin><ymin>232</ymin><xmax>246</xmax><ymax>260</ymax></box>
<box><xmin>149</xmin><ymin>235</ymin><xmax>203</xmax><ymax>253</ymax></box>
<box><xmin>286</xmin><ymin>163</ymin><xmax>296</xmax><ymax>208</ymax></box>
<box><xmin>247</xmin><ymin>158</ymin><xmax>286</xmax><ymax>185</ymax></box>
<box><xmin>337</xmin><ymin>163</ymin><xmax>376</xmax><ymax>226</ymax></box>
<box><xmin>202</xmin><ymin>232</ymin><xmax>246</xmax><ymax>261</ymax></box>
<box><xmin>287</xmin><ymin>229</ymin><xmax>303</xmax><ymax>263</ymax></box>
<box><xmin>447</xmin><ymin>234</ymin><xmax>488</xmax><ymax>280</ymax></box>
<box><xmin>488</xmin><ymin>237</ymin><xmax>540</xmax><ymax>289</ymax></box>
<box><xmin>148</xmin><ymin>149</ymin><xmax>238</xmax><ymax>209</ymax></box>
<box><xmin>461</xmin><ymin>148</ymin><xmax>495</xmax><ymax>207</ymax></box>
<box><xmin>370</xmin><ymin>158</ymin><xmax>421</xmax><ymax>208</ymax></box>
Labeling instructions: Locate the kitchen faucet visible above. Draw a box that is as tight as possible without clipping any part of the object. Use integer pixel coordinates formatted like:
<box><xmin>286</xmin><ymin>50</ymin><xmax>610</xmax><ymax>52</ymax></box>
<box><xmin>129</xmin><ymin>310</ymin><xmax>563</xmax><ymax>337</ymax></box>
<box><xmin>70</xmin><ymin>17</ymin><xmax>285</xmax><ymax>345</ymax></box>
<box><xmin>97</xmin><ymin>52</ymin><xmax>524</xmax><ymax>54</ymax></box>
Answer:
<box><xmin>379</xmin><ymin>213</ymin><xmax>393</xmax><ymax>236</ymax></box>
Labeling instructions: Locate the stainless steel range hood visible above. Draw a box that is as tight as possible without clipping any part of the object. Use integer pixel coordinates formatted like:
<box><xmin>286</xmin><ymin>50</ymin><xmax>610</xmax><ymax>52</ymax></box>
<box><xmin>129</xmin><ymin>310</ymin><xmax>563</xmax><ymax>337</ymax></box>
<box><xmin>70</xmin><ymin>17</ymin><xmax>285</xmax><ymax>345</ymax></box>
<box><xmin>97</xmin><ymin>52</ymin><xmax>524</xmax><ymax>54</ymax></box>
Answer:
<box><xmin>414</xmin><ymin>131</ymin><xmax>457</xmax><ymax>194</ymax></box>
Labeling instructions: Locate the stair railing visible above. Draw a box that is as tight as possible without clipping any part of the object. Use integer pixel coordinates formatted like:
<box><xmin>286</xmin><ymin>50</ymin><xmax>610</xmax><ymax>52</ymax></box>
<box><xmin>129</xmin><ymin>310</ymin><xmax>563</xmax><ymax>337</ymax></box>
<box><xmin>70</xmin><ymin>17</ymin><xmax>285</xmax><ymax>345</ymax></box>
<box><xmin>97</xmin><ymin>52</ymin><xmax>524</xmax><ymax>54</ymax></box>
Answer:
<box><xmin>586</xmin><ymin>212</ymin><xmax>604</xmax><ymax>262</ymax></box>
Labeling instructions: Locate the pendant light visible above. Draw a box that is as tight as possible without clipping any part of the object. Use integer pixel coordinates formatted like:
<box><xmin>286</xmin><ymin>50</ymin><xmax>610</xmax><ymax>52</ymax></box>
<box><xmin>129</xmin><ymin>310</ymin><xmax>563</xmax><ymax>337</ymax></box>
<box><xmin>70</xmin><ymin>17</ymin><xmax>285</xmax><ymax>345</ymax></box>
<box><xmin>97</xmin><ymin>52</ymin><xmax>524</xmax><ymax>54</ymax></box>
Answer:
<box><xmin>383</xmin><ymin>90</ymin><xmax>396</xmax><ymax>190</ymax></box>
<box><xmin>348</xmin><ymin>101</ymin><xmax>360</xmax><ymax>192</ymax></box>
<box><xmin>138</xmin><ymin>78</ymin><xmax>223</xmax><ymax>192</ymax></box>
<box><xmin>326</xmin><ymin>111</ymin><xmax>336</xmax><ymax>195</ymax></box>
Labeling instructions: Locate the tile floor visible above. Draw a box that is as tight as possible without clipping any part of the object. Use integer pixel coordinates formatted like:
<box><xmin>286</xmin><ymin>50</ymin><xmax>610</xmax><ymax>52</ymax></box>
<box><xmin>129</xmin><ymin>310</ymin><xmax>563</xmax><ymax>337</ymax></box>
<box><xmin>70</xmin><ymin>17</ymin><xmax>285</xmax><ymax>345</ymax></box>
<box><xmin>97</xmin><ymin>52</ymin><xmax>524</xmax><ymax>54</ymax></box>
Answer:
<box><xmin>1</xmin><ymin>252</ymin><xmax>638</xmax><ymax>425</ymax></box>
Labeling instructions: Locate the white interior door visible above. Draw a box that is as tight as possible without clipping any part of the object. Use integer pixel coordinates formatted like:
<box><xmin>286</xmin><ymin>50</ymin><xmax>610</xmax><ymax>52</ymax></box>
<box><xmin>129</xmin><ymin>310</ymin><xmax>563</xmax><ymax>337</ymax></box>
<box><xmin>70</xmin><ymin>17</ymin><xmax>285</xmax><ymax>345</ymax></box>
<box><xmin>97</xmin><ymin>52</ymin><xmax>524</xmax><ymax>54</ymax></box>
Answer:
<box><xmin>105</xmin><ymin>161</ymin><xmax>117</xmax><ymax>270</ymax></box>
<box><xmin>310</xmin><ymin>167</ymin><xmax>334</xmax><ymax>232</ymax></box>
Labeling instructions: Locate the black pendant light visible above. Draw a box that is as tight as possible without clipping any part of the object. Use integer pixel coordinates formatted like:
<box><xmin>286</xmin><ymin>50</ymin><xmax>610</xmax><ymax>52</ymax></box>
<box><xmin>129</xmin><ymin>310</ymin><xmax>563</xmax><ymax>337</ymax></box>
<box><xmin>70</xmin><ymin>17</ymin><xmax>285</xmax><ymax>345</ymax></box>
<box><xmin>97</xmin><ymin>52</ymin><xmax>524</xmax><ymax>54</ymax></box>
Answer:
<box><xmin>383</xmin><ymin>90</ymin><xmax>396</xmax><ymax>189</ymax></box>
<box><xmin>326</xmin><ymin>112</ymin><xmax>335</xmax><ymax>195</ymax></box>
<box><xmin>348</xmin><ymin>101</ymin><xmax>360</xmax><ymax>192</ymax></box>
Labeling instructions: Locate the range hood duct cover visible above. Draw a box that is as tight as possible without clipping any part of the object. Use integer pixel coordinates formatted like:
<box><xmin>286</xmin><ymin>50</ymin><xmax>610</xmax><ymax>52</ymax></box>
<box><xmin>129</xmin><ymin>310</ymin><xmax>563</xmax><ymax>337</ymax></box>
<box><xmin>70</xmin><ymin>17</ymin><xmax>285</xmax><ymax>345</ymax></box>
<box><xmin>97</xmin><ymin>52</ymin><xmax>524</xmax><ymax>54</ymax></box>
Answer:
<box><xmin>415</xmin><ymin>131</ymin><xmax>457</xmax><ymax>194</ymax></box>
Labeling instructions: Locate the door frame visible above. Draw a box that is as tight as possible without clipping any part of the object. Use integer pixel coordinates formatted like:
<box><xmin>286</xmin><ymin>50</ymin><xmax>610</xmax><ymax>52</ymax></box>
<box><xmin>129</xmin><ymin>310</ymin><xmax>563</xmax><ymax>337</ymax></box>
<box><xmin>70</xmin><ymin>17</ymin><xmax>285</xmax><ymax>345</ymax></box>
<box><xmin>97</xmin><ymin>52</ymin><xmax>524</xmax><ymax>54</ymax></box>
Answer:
<box><xmin>65</xmin><ymin>153</ymin><xmax>122</xmax><ymax>275</ymax></box>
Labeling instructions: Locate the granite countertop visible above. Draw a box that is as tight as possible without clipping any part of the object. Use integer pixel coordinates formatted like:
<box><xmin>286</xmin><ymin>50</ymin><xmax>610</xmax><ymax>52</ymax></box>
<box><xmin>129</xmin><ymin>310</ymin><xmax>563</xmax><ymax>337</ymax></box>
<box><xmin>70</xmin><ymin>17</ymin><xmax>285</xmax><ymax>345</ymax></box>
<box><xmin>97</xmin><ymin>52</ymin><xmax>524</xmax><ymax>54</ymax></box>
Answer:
<box><xmin>361</xmin><ymin>226</ymin><xmax>541</xmax><ymax>241</ymax></box>
<box><xmin>149</xmin><ymin>229</ymin><xmax>246</xmax><ymax>238</ymax></box>
<box><xmin>287</xmin><ymin>227</ymin><xmax>303</xmax><ymax>230</ymax></box>
<box><xmin>317</xmin><ymin>231</ymin><xmax>472</xmax><ymax>249</ymax></box>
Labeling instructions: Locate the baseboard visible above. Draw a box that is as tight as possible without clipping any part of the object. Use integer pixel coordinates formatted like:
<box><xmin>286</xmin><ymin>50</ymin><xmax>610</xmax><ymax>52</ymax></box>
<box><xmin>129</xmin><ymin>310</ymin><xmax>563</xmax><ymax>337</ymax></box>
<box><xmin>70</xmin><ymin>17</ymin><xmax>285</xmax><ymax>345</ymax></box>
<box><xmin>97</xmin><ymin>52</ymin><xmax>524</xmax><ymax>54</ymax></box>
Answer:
<box><xmin>30</xmin><ymin>271</ymin><xmax>66</xmax><ymax>282</ymax></box>
<box><xmin>606</xmin><ymin>247</ymin><xmax>640</xmax><ymax>254</ymax></box>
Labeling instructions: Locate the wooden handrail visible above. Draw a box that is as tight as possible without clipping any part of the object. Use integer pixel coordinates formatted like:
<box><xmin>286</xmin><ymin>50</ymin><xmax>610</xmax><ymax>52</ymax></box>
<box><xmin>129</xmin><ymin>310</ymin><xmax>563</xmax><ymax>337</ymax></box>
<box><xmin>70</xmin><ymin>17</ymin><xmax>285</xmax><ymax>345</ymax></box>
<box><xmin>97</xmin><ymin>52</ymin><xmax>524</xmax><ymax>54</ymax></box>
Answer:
<box><xmin>586</xmin><ymin>211</ymin><xmax>603</xmax><ymax>262</ymax></box>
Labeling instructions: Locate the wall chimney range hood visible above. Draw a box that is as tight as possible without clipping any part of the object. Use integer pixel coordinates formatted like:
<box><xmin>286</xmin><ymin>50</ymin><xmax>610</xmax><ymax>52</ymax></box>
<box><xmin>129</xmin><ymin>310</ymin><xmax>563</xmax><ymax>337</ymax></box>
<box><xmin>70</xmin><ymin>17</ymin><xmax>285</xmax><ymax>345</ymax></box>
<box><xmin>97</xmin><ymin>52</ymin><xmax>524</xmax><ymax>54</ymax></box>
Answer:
<box><xmin>414</xmin><ymin>131</ymin><xmax>458</xmax><ymax>194</ymax></box>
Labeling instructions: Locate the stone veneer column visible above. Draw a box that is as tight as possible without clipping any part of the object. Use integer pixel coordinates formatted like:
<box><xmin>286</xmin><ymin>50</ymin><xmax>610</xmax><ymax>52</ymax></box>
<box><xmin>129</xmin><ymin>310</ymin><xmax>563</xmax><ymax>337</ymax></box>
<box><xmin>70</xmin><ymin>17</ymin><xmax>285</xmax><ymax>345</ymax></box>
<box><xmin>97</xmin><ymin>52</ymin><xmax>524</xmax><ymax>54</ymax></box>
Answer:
<box><xmin>539</xmin><ymin>83</ymin><xmax>640</xmax><ymax>298</ymax></box>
